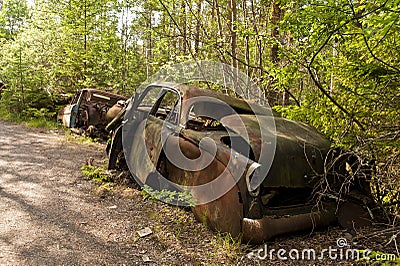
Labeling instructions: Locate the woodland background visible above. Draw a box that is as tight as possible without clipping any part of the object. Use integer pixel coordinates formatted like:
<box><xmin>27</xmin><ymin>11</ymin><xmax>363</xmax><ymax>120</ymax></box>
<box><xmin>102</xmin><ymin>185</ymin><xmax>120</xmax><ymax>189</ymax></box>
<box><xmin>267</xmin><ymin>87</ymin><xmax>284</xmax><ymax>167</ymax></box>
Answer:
<box><xmin>0</xmin><ymin>0</ymin><xmax>398</xmax><ymax>217</ymax></box>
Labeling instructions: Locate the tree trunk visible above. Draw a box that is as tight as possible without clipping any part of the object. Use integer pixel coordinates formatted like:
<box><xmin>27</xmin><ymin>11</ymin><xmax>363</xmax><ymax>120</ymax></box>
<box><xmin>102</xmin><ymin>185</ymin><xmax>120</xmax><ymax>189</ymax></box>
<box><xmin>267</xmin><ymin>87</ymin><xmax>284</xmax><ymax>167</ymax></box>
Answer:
<box><xmin>146</xmin><ymin>11</ymin><xmax>152</xmax><ymax>78</ymax></box>
<box><xmin>195</xmin><ymin>0</ymin><xmax>202</xmax><ymax>56</ymax></box>
<box><xmin>270</xmin><ymin>1</ymin><xmax>281</xmax><ymax>63</ymax></box>
<box><xmin>180</xmin><ymin>0</ymin><xmax>187</xmax><ymax>53</ymax></box>
<box><xmin>84</xmin><ymin>0</ymin><xmax>87</xmax><ymax>77</ymax></box>
<box><xmin>242</xmin><ymin>0</ymin><xmax>250</xmax><ymax>80</ymax></box>
<box><xmin>228</xmin><ymin>0</ymin><xmax>237</xmax><ymax>69</ymax></box>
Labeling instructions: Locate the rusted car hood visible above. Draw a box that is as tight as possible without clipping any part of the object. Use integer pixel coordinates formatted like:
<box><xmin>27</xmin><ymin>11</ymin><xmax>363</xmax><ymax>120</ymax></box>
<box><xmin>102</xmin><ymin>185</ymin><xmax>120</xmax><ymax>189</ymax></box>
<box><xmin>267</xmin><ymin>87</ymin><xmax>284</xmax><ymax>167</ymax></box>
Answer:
<box><xmin>182</xmin><ymin>114</ymin><xmax>331</xmax><ymax>188</ymax></box>
<box><xmin>224</xmin><ymin>114</ymin><xmax>331</xmax><ymax>187</ymax></box>
<box><xmin>221</xmin><ymin>114</ymin><xmax>330</xmax><ymax>159</ymax></box>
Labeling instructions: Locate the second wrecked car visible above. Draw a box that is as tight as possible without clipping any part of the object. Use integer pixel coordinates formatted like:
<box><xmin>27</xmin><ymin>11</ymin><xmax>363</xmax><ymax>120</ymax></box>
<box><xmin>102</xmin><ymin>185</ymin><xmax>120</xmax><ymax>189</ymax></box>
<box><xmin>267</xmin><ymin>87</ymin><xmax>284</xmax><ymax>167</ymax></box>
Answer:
<box><xmin>58</xmin><ymin>89</ymin><xmax>127</xmax><ymax>138</ymax></box>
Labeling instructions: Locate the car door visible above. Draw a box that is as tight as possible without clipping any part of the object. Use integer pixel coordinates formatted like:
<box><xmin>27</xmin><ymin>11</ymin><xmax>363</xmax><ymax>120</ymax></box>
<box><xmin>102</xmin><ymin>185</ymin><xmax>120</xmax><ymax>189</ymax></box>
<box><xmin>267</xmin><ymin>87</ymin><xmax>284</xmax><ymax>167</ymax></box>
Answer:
<box><xmin>63</xmin><ymin>90</ymin><xmax>86</xmax><ymax>128</ymax></box>
<box><xmin>122</xmin><ymin>85</ymin><xmax>180</xmax><ymax>184</ymax></box>
<box><xmin>145</xmin><ymin>88</ymin><xmax>181</xmax><ymax>168</ymax></box>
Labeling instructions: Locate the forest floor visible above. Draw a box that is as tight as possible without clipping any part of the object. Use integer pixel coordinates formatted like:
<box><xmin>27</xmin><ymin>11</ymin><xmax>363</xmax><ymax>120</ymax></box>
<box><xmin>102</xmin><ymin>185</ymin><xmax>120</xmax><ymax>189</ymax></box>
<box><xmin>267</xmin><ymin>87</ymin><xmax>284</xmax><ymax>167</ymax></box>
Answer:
<box><xmin>0</xmin><ymin>120</ymin><xmax>398</xmax><ymax>265</ymax></box>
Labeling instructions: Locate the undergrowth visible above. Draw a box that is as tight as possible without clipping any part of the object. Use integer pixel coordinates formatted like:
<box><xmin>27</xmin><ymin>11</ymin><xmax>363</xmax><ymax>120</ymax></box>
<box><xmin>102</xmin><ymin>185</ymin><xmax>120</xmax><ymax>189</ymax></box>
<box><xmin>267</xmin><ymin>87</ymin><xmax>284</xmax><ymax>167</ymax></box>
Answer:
<box><xmin>141</xmin><ymin>184</ymin><xmax>196</xmax><ymax>207</ymax></box>
<box><xmin>65</xmin><ymin>130</ymin><xmax>99</xmax><ymax>144</ymax></box>
<box><xmin>81</xmin><ymin>164</ymin><xmax>111</xmax><ymax>182</ymax></box>
<box><xmin>0</xmin><ymin>106</ymin><xmax>60</xmax><ymax>130</ymax></box>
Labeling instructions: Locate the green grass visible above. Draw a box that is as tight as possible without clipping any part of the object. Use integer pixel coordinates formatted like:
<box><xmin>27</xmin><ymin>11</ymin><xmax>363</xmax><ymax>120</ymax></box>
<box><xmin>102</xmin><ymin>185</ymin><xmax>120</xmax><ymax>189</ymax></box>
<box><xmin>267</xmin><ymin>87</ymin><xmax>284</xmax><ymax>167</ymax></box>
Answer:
<box><xmin>0</xmin><ymin>106</ymin><xmax>61</xmax><ymax>130</ymax></box>
<box><xmin>25</xmin><ymin>118</ymin><xmax>60</xmax><ymax>129</ymax></box>
<box><xmin>210</xmin><ymin>232</ymin><xmax>243</xmax><ymax>261</ymax></box>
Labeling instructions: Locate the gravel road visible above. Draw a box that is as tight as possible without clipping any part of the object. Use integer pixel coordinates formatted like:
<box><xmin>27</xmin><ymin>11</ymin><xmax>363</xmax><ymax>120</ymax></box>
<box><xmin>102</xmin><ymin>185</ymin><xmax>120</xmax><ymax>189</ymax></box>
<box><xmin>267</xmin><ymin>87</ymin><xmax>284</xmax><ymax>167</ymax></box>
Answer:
<box><xmin>0</xmin><ymin>121</ymin><xmax>143</xmax><ymax>264</ymax></box>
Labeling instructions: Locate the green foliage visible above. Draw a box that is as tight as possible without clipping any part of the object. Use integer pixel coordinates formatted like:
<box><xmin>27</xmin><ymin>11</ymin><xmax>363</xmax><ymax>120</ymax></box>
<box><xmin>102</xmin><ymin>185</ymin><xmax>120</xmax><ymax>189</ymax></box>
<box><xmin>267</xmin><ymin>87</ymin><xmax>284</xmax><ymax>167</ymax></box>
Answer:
<box><xmin>65</xmin><ymin>130</ymin><xmax>98</xmax><ymax>144</ymax></box>
<box><xmin>0</xmin><ymin>0</ymin><xmax>30</xmax><ymax>39</ymax></box>
<box><xmin>272</xmin><ymin>0</ymin><xmax>400</xmax><ymax>214</ymax></box>
<box><xmin>0</xmin><ymin>85</ymin><xmax>63</xmax><ymax>127</ymax></box>
<box><xmin>80</xmin><ymin>164</ymin><xmax>111</xmax><ymax>182</ymax></box>
<box><xmin>0</xmin><ymin>96</ymin><xmax>60</xmax><ymax>130</ymax></box>
<box><xmin>141</xmin><ymin>184</ymin><xmax>195</xmax><ymax>207</ymax></box>
<box><xmin>273</xmin><ymin>99</ymin><xmax>359</xmax><ymax>147</ymax></box>
<box><xmin>274</xmin><ymin>0</ymin><xmax>400</xmax><ymax>146</ymax></box>
<box><xmin>25</xmin><ymin>118</ymin><xmax>59</xmax><ymax>129</ymax></box>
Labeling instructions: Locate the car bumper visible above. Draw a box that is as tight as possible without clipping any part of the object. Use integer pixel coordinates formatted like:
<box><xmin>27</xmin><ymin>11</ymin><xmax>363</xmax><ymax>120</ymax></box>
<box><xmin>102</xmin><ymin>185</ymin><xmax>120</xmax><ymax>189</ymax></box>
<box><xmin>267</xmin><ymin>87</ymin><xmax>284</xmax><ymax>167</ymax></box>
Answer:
<box><xmin>241</xmin><ymin>202</ymin><xmax>337</xmax><ymax>243</ymax></box>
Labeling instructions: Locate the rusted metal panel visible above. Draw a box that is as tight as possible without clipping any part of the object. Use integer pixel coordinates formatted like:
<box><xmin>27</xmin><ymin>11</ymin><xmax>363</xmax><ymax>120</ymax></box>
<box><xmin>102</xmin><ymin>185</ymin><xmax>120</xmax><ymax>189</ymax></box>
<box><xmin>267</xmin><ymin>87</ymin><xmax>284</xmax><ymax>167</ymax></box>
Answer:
<box><xmin>162</xmin><ymin>135</ymin><xmax>244</xmax><ymax>236</ymax></box>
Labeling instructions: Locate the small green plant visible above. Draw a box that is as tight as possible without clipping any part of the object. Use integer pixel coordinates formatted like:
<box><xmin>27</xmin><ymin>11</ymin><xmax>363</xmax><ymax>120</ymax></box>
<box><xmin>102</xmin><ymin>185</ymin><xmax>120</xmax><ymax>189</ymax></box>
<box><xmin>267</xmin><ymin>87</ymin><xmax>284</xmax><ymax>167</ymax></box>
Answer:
<box><xmin>141</xmin><ymin>184</ymin><xmax>195</xmax><ymax>207</ymax></box>
<box><xmin>210</xmin><ymin>232</ymin><xmax>242</xmax><ymax>261</ymax></box>
<box><xmin>65</xmin><ymin>130</ymin><xmax>98</xmax><ymax>144</ymax></box>
<box><xmin>141</xmin><ymin>186</ymin><xmax>156</xmax><ymax>202</ymax></box>
<box><xmin>80</xmin><ymin>164</ymin><xmax>111</xmax><ymax>182</ymax></box>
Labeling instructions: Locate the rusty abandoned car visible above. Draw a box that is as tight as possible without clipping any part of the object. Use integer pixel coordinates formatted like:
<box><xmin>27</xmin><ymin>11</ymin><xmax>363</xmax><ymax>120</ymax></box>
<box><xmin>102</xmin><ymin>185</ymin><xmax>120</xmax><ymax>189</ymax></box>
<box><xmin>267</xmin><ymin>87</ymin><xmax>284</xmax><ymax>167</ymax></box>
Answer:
<box><xmin>58</xmin><ymin>89</ymin><xmax>127</xmax><ymax>138</ymax></box>
<box><xmin>106</xmin><ymin>83</ymin><xmax>375</xmax><ymax>243</ymax></box>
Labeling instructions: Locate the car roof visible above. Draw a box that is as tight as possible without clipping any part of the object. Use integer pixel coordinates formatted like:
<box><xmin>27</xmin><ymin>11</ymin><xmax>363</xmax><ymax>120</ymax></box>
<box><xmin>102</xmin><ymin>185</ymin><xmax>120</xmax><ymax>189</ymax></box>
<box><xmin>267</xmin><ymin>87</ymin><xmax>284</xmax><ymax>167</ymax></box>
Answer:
<box><xmin>147</xmin><ymin>82</ymin><xmax>275</xmax><ymax>116</ymax></box>
<box><xmin>82</xmin><ymin>88</ymin><xmax>128</xmax><ymax>100</ymax></box>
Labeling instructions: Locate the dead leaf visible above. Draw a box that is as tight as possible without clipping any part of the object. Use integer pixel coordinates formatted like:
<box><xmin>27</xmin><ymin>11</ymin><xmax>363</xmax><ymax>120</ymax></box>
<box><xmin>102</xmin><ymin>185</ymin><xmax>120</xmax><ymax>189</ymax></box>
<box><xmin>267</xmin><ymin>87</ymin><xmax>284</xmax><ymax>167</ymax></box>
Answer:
<box><xmin>137</xmin><ymin>227</ymin><xmax>152</xmax><ymax>238</ymax></box>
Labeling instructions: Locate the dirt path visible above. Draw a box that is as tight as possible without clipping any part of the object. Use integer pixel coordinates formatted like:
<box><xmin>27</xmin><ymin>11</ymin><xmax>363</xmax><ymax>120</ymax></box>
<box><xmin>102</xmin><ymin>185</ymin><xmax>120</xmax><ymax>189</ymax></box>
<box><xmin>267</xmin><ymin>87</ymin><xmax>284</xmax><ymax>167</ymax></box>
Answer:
<box><xmin>0</xmin><ymin>120</ymin><xmax>398</xmax><ymax>265</ymax></box>
<box><xmin>0</xmin><ymin>121</ymin><xmax>137</xmax><ymax>264</ymax></box>
<box><xmin>0</xmin><ymin>120</ymin><xmax>239</xmax><ymax>265</ymax></box>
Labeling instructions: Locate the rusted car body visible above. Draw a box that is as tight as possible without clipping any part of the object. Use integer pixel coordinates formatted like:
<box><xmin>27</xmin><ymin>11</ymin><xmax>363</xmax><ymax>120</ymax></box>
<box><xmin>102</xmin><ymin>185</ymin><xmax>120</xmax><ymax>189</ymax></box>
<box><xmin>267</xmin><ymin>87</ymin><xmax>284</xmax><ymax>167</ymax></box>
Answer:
<box><xmin>107</xmin><ymin>83</ymin><xmax>374</xmax><ymax>243</ymax></box>
<box><xmin>57</xmin><ymin>89</ymin><xmax>127</xmax><ymax>137</ymax></box>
